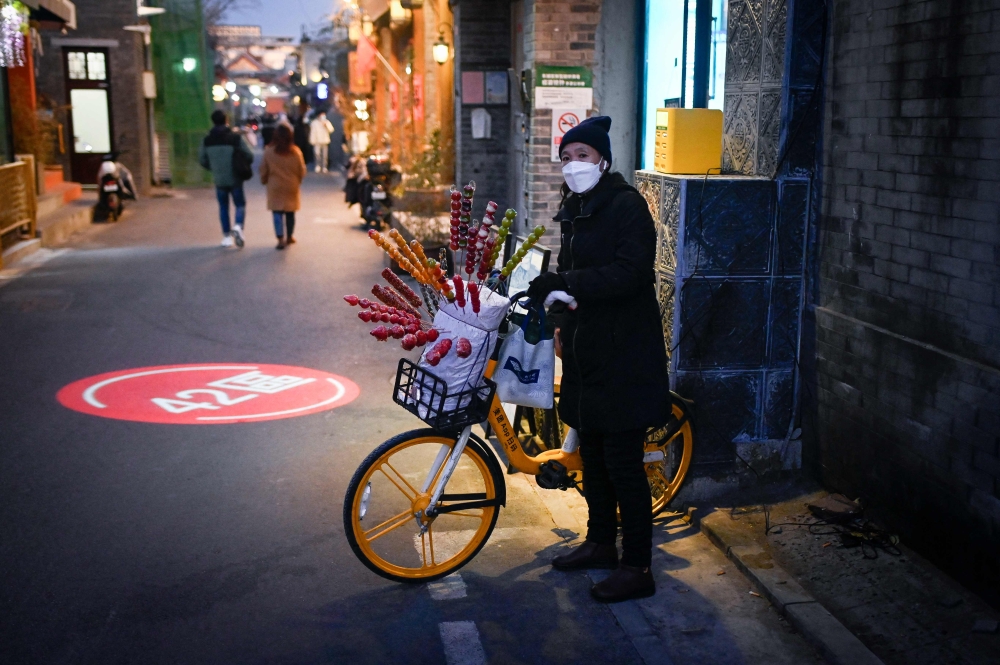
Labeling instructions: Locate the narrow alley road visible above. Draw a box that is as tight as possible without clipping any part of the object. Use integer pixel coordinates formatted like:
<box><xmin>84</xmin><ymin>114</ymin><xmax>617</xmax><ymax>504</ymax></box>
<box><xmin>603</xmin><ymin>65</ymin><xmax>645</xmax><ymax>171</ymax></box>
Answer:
<box><xmin>1</xmin><ymin>173</ymin><xmax>819</xmax><ymax>664</ymax></box>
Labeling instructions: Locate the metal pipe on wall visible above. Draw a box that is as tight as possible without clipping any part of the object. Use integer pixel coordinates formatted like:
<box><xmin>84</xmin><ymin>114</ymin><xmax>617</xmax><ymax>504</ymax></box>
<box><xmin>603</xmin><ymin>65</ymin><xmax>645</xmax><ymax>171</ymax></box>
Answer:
<box><xmin>692</xmin><ymin>0</ymin><xmax>713</xmax><ymax>108</ymax></box>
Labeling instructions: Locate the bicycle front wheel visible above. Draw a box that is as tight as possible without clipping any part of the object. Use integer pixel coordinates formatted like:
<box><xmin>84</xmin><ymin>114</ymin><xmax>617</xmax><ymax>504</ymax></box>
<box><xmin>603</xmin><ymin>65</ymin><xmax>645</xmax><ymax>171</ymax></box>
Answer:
<box><xmin>344</xmin><ymin>429</ymin><xmax>503</xmax><ymax>583</ymax></box>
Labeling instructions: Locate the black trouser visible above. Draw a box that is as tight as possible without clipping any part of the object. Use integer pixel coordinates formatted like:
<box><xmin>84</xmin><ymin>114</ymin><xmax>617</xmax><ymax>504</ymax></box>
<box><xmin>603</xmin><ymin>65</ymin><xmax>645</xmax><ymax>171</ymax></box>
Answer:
<box><xmin>579</xmin><ymin>427</ymin><xmax>651</xmax><ymax>568</ymax></box>
<box><xmin>272</xmin><ymin>211</ymin><xmax>295</xmax><ymax>238</ymax></box>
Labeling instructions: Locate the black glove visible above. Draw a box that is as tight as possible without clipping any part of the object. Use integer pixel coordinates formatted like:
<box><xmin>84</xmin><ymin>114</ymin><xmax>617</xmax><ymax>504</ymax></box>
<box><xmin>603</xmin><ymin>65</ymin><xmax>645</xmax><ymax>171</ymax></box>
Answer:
<box><xmin>526</xmin><ymin>271</ymin><xmax>566</xmax><ymax>305</ymax></box>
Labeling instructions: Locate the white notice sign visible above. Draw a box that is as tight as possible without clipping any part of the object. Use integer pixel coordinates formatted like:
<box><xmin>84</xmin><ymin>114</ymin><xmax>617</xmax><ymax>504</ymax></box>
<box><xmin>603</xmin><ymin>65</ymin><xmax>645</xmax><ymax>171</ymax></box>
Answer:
<box><xmin>535</xmin><ymin>86</ymin><xmax>593</xmax><ymax>110</ymax></box>
<box><xmin>551</xmin><ymin>109</ymin><xmax>587</xmax><ymax>162</ymax></box>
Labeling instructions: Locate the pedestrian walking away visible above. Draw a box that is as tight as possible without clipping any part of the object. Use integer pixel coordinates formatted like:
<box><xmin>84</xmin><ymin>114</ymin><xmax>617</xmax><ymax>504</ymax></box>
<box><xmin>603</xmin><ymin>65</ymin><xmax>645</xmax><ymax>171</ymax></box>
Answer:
<box><xmin>309</xmin><ymin>111</ymin><xmax>334</xmax><ymax>173</ymax></box>
<box><xmin>260</xmin><ymin>122</ymin><xmax>306</xmax><ymax>250</ymax></box>
<box><xmin>344</xmin><ymin>152</ymin><xmax>363</xmax><ymax>207</ymax></box>
<box><xmin>198</xmin><ymin>110</ymin><xmax>254</xmax><ymax>248</ymax></box>
<box><xmin>527</xmin><ymin>115</ymin><xmax>671</xmax><ymax>604</ymax></box>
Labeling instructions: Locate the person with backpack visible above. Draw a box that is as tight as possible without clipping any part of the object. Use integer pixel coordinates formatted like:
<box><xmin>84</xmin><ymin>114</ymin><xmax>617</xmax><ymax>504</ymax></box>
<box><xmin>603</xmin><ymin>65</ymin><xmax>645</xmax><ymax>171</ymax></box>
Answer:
<box><xmin>259</xmin><ymin>122</ymin><xmax>306</xmax><ymax>249</ymax></box>
<box><xmin>198</xmin><ymin>110</ymin><xmax>255</xmax><ymax>248</ymax></box>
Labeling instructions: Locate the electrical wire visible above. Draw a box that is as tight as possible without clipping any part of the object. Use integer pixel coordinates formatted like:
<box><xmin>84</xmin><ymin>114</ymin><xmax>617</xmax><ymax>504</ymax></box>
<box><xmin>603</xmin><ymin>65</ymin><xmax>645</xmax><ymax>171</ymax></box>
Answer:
<box><xmin>665</xmin><ymin>0</ymin><xmax>831</xmax><ymax>481</ymax></box>
<box><xmin>763</xmin><ymin>513</ymin><xmax>901</xmax><ymax>560</ymax></box>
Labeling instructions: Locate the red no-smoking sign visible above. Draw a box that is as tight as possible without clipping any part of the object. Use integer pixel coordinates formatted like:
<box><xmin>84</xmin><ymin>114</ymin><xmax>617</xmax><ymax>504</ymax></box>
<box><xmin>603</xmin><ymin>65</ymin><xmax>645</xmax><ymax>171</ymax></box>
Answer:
<box><xmin>551</xmin><ymin>109</ymin><xmax>586</xmax><ymax>162</ymax></box>
<box><xmin>57</xmin><ymin>364</ymin><xmax>360</xmax><ymax>425</ymax></box>
<box><xmin>557</xmin><ymin>111</ymin><xmax>581</xmax><ymax>134</ymax></box>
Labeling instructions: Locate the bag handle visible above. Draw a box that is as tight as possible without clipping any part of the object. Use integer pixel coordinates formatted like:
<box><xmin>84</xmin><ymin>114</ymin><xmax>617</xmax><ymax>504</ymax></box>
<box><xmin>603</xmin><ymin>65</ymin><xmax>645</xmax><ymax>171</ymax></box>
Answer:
<box><xmin>519</xmin><ymin>303</ymin><xmax>548</xmax><ymax>342</ymax></box>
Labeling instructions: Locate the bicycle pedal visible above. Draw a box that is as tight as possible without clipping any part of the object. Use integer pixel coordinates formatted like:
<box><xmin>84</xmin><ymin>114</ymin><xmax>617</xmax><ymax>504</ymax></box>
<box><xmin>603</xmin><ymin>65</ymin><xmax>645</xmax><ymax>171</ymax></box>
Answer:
<box><xmin>537</xmin><ymin>460</ymin><xmax>575</xmax><ymax>491</ymax></box>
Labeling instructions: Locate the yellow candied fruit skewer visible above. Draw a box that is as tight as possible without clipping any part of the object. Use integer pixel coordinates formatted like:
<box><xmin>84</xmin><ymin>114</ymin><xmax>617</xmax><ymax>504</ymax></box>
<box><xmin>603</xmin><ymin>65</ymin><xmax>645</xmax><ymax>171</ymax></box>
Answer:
<box><xmin>373</xmin><ymin>230</ymin><xmax>429</xmax><ymax>284</ymax></box>
<box><xmin>388</xmin><ymin>230</ymin><xmax>428</xmax><ymax>281</ymax></box>
<box><xmin>410</xmin><ymin>240</ymin><xmax>432</xmax><ymax>272</ymax></box>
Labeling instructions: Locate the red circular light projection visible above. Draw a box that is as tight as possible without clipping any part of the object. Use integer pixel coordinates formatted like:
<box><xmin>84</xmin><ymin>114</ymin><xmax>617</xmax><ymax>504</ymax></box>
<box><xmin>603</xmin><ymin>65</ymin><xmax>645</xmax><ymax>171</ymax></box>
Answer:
<box><xmin>57</xmin><ymin>364</ymin><xmax>360</xmax><ymax>425</ymax></box>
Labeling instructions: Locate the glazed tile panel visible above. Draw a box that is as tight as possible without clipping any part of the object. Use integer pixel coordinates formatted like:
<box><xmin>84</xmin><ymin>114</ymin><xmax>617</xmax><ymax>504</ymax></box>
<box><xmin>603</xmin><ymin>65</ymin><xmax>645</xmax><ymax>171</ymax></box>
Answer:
<box><xmin>638</xmin><ymin>171</ymin><xmax>807</xmax><ymax>467</ymax></box>
<box><xmin>723</xmin><ymin>0</ymin><xmax>787</xmax><ymax>177</ymax></box>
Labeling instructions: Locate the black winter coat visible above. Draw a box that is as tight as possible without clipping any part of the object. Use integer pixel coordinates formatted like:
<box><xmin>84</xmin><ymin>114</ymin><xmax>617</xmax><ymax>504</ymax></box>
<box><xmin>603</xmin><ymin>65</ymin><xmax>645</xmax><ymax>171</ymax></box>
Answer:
<box><xmin>554</xmin><ymin>172</ymin><xmax>671</xmax><ymax>433</ymax></box>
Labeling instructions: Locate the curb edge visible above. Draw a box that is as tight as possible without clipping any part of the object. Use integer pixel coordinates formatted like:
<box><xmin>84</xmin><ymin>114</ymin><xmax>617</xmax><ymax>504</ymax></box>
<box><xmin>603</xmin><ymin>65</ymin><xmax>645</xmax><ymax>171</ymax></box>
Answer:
<box><xmin>700</xmin><ymin>514</ymin><xmax>885</xmax><ymax>665</ymax></box>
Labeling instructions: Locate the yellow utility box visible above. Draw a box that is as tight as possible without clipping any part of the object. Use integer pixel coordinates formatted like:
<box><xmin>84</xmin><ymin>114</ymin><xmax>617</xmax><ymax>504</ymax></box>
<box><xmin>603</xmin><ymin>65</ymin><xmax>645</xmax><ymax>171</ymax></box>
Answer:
<box><xmin>653</xmin><ymin>108</ymin><xmax>723</xmax><ymax>175</ymax></box>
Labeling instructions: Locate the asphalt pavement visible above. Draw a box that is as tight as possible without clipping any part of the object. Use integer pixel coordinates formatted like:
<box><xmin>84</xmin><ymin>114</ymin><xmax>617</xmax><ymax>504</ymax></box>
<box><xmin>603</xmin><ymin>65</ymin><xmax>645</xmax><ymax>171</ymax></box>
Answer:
<box><xmin>1</xmin><ymin>171</ymin><xmax>820</xmax><ymax>664</ymax></box>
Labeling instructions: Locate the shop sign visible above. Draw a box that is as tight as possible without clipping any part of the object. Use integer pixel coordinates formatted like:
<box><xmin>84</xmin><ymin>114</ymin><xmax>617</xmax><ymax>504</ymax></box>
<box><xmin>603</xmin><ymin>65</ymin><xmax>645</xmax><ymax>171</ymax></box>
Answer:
<box><xmin>534</xmin><ymin>65</ymin><xmax>593</xmax><ymax>109</ymax></box>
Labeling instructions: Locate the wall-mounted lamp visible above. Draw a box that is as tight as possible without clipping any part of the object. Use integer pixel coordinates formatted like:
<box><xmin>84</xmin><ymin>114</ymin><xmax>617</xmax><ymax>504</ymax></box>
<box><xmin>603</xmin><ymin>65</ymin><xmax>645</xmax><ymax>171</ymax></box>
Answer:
<box><xmin>432</xmin><ymin>24</ymin><xmax>452</xmax><ymax>65</ymax></box>
<box><xmin>181</xmin><ymin>57</ymin><xmax>197</xmax><ymax>72</ymax></box>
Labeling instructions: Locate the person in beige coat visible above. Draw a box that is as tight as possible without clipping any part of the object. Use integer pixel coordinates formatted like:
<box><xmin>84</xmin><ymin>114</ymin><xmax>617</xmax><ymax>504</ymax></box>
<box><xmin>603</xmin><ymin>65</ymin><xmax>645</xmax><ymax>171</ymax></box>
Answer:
<box><xmin>260</xmin><ymin>122</ymin><xmax>306</xmax><ymax>249</ymax></box>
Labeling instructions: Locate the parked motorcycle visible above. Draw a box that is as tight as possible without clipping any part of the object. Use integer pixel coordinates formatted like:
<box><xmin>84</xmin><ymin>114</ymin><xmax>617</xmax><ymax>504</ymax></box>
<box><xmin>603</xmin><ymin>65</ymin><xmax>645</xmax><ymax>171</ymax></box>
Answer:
<box><xmin>359</xmin><ymin>154</ymin><xmax>401</xmax><ymax>230</ymax></box>
<box><xmin>94</xmin><ymin>152</ymin><xmax>136</xmax><ymax>222</ymax></box>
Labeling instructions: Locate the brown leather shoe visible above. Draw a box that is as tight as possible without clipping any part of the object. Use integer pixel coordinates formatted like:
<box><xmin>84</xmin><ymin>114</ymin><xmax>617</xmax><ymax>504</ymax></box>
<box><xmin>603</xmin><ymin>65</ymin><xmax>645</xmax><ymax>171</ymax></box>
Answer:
<box><xmin>552</xmin><ymin>541</ymin><xmax>618</xmax><ymax>571</ymax></box>
<box><xmin>590</xmin><ymin>564</ymin><xmax>655</xmax><ymax>603</ymax></box>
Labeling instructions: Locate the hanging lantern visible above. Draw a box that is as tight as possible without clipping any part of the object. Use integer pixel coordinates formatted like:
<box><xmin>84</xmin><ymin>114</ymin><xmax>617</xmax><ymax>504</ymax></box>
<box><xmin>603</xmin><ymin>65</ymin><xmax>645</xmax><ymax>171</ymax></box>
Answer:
<box><xmin>0</xmin><ymin>1</ymin><xmax>27</xmax><ymax>69</ymax></box>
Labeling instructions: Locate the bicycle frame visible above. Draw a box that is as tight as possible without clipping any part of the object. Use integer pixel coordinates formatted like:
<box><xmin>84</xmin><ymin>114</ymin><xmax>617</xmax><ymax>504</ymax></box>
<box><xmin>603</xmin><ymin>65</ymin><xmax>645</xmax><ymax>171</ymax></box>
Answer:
<box><xmin>481</xmin><ymin>357</ymin><xmax>583</xmax><ymax>475</ymax></box>
<box><xmin>419</xmin><ymin>297</ymin><xmax>689</xmax><ymax>517</ymax></box>
<box><xmin>420</xmin><ymin>358</ymin><xmax>580</xmax><ymax>521</ymax></box>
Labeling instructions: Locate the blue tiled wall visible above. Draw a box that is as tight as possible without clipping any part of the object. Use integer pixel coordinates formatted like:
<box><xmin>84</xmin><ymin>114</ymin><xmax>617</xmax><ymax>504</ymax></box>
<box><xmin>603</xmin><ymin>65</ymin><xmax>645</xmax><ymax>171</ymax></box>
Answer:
<box><xmin>636</xmin><ymin>172</ymin><xmax>808</xmax><ymax>469</ymax></box>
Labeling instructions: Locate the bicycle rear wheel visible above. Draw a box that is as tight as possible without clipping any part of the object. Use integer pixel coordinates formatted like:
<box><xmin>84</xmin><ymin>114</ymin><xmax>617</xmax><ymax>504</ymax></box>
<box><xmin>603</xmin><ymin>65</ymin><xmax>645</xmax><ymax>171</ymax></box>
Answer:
<box><xmin>344</xmin><ymin>429</ymin><xmax>503</xmax><ymax>583</ymax></box>
<box><xmin>646</xmin><ymin>400</ymin><xmax>694</xmax><ymax>516</ymax></box>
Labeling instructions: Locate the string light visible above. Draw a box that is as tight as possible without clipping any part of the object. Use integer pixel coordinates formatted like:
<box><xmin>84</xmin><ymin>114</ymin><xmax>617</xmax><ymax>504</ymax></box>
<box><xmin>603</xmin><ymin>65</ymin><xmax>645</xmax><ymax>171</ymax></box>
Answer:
<box><xmin>0</xmin><ymin>2</ymin><xmax>27</xmax><ymax>68</ymax></box>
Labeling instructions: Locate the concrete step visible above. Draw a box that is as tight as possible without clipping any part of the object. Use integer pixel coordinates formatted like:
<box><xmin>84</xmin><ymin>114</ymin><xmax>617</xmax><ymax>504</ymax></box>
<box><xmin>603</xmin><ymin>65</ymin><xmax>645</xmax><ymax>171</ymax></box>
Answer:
<box><xmin>1</xmin><ymin>237</ymin><xmax>41</xmax><ymax>268</ymax></box>
<box><xmin>43</xmin><ymin>167</ymin><xmax>64</xmax><ymax>191</ymax></box>
<box><xmin>51</xmin><ymin>181</ymin><xmax>83</xmax><ymax>203</ymax></box>
<box><xmin>36</xmin><ymin>182</ymin><xmax>84</xmax><ymax>218</ymax></box>
<box><xmin>37</xmin><ymin>193</ymin><xmax>96</xmax><ymax>247</ymax></box>
<box><xmin>36</xmin><ymin>192</ymin><xmax>64</xmax><ymax>218</ymax></box>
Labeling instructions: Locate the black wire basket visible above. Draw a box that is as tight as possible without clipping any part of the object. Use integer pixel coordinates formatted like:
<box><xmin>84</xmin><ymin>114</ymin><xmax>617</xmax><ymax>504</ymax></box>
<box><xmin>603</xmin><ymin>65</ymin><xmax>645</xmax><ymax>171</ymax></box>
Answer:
<box><xmin>392</xmin><ymin>358</ymin><xmax>496</xmax><ymax>432</ymax></box>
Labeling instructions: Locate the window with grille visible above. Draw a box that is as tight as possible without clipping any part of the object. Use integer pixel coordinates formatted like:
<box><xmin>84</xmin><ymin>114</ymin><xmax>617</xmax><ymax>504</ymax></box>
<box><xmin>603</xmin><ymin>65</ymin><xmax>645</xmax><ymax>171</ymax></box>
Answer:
<box><xmin>86</xmin><ymin>52</ymin><xmax>107</xmax><ymax>81</ymax></box>
<box><xmin>67</xmin><ymin>52</ymin><xmax>87</xmax><ymax>80</ymax></box>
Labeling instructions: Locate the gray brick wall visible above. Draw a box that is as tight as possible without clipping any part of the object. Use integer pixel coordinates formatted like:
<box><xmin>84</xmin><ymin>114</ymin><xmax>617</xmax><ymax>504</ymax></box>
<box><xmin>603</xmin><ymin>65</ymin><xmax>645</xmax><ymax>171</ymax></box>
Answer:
<box><xmin>815</xmin><ymin>0</ymin><xmax>1000</xmax><ymax>594</ymax></box>
<box><xmin>522</xmin><ymin>0</ymin><xmax>598</xmax><ymax>237</ymax></box>
<box><xmin>34</xmin><ymin>0</ymin><xmax>151</xmax><ymax>191</ymax></box>
<box><xmin>455</xmin><ymin>1</ymin><xmax>511</xmax><ymax>211</ymax></box>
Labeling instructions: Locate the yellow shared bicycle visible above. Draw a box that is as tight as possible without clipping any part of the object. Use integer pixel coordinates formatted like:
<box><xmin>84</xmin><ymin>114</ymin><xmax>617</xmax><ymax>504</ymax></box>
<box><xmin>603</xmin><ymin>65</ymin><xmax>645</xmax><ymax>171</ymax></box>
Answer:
<box><xmin>343</xmin><ymin>336</ymin><xmax>694</xmax><ymax>583</ymax></box>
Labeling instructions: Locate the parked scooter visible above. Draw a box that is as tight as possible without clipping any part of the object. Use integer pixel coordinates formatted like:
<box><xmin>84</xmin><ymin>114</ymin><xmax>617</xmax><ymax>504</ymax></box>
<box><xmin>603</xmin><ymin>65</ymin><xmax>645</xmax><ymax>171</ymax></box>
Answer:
<box><xmin>359</xmin><ymin>154</ymin><xmax>401</xmax><ymax>230</ymax></box>
<box><xmin>94</xmin><ymin>152</ymin><xmax>136</xmax><ymax>222</ymax></box>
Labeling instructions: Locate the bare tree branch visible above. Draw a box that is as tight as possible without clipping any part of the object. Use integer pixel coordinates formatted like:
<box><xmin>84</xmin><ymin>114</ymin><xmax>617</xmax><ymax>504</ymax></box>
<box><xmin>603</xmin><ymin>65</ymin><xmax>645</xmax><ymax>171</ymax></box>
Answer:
<box><xmin>203</xmin><ymin>0</ymin><xmax>260</xmax><ymax>27</ymax></box>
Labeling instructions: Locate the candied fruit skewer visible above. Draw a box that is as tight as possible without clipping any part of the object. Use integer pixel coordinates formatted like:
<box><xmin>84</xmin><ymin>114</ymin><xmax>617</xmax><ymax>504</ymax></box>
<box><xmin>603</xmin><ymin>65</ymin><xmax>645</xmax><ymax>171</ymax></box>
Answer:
<box><xmin>381</xmin><ymin>268</ymin><xmax>424</xmax><ymax>309</ymax></box>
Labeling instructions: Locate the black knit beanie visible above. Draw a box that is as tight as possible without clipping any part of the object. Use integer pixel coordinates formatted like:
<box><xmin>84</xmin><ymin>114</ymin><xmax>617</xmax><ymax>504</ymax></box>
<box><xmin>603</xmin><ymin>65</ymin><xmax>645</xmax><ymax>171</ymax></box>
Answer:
<box><xmin>559</xmin><ymin>115</ymin><xmax>612</xmax><ymax>165</ymax></box>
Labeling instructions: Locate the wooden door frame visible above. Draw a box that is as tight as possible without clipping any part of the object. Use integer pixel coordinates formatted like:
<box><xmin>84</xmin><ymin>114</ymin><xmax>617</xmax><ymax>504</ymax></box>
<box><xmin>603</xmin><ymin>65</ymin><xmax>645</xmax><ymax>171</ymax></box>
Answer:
<box><xmin>62</xmin><ymin>47</ymin><xmax>115</xmax><ymax>183</ymax></box>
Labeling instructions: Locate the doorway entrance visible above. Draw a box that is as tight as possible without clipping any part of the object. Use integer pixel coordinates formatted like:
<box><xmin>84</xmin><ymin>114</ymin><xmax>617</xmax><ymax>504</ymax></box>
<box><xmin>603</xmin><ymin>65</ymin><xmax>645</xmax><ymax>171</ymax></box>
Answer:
<box><xmin>64</xmin><ymin>48</ymin><xmax>114</xmax><ymax>184</ymax></box>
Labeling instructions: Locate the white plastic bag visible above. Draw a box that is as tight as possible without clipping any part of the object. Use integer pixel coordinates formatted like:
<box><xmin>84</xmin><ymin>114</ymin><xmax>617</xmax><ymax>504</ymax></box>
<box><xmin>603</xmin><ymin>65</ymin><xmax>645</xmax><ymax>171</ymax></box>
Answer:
<box><xmin>494</xmin><ymin>308</ymin><xmax>555</xmax><ymax>409</ymax></box>
<box><xmin>415</xmin><ymin>282</ymin><xmax>510</xmax><ymax>413</ymax></box>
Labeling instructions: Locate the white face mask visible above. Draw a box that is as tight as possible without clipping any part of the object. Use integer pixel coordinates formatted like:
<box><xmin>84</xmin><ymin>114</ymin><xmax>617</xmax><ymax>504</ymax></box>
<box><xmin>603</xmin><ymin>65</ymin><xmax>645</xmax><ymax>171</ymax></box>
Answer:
<box><xmin>562</xmin><ymin>159</ymin><xmax>605</xmax><ymax>194</ymax></box>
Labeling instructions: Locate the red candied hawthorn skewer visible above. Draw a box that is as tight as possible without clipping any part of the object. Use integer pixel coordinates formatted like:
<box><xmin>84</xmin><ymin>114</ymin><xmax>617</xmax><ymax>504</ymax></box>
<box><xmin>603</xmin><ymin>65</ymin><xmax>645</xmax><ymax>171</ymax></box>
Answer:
<box><xmin>425</xmin><ymin>338</ymin><xmax>454</xmax><ymax>366</ymax></box>
<box><xmin>467</xmin><ymin>282</ymin><xmax>481</xmax><ymax>314</ymax></box>
<box><xmin>456</xmin><ymin>338</ymin><xmax>472</xmax><ymax>358</ymax></box>
<box><xmin>452</xmin><ymin>276</ymin><xmax>466</xmax><ymax>308</ymax></box>
<box><xmin>381</xmin><ymin>268</ymin><xmax>423</xmax><ymax>309</ymax></box>
<box><xmin>372</xmin><ymin>284</ymin><xmax>422</xmax><ymax>319</ymax></box>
